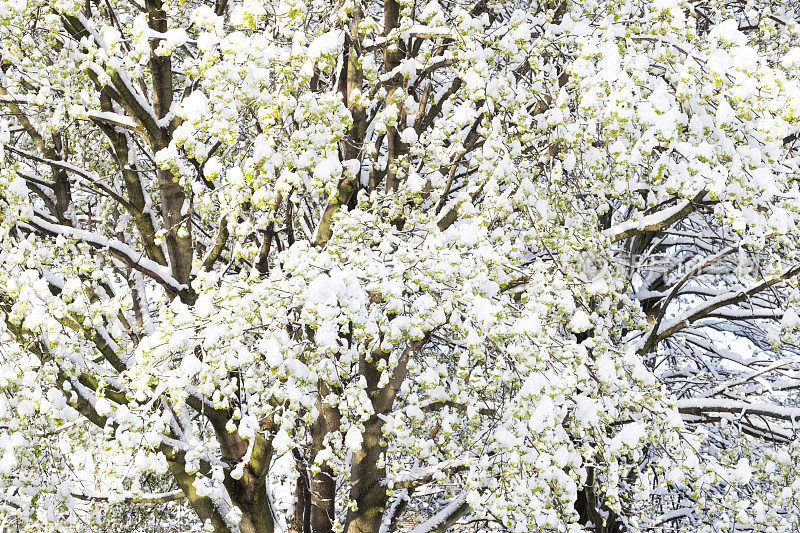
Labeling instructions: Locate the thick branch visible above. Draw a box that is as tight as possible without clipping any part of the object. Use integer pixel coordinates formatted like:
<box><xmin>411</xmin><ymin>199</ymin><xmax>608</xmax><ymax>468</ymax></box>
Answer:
<box><xmin>408</xmin><ymin>494</ymin><xmax>469</xmax><ymax>533</ymax></box>
<box><xmin>652</xmin><ymin>261</ymin><xmax>800</xmax><ymax>345</ymax></box>
<box><xmin>20</xmin><ymin>216</ymin><xmax>188</xmax><ymax>295</ymax></box>
<box><xmin>677</xmin><ymin>399</ymin><xmax>800</xmax><ymax>422</ymax></box>
<box><xmin>604</xmin><ymin>191</ymin><xmax>706</xmax><ymax>243</ymax></box>
<box><xmin>71</xmin><ymin>489</ymin><xmax>185</xmax><ymax>504</ymax></box>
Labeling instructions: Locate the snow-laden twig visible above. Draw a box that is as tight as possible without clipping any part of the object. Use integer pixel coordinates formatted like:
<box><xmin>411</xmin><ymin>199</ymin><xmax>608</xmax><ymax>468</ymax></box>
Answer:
<box><xmin>697</xmin><ymin>357</ymin><xmax>800</xmax><ymax>398</ymax></box>
<box><xmin>408</xmin><ymin>493</ymin><xmax>469</xmax><ymax>533</ymax></box>
<box><xmin>654</xmin><ymin>261</ymin><xmax>800</xmax><ymax>342</ymax></box>
<box><xmin>642</xmin><ymin>244</ymin><xmax>740</xmax><ymax>353</ymax></box>
<box><xmin>5</xmin><ymin>145</ymin><xmax>132</xmax><ymax>210</ymax></box>
<box><xmin>71</xmin><ymin>489</ymin><xmax>185</xmax><ymax>504</ymax></box>
<box><xmin>652</xmin><ymin>507</ymin><xmax>693</xmax><ymax>527</ymax></box>
<box><xmin>677</xmin><ymin>398</ymin><xmax>800</xmax><ymax>422</ymax></box>
<box><xmin>0</xmin><ymin>492</ymin><xmax>27</xmax><ymax>509</ymax></box>
<box><xmin>605</xmin><ymin>192</ymin><xmax>706</xmax><ymax>242</ymax></box>
<box><xmin>0</xmin><ymin>93</ymin><xmax>141</xmax><ymax>132</ymax></box>
<box><xmin>19</xmin><ymin>216</ymin><xmax>188</xmax><ymax>295</ymax></box>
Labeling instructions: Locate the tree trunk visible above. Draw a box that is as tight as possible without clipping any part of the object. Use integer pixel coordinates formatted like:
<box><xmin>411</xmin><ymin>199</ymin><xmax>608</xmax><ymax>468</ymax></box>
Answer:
<box><xmin>383</xmin><ymin>0</ymin><xmax>404</xmax><ymax>192</ymax></box>
<box><xmin>146</xmin><ymin>0</ymin><xmax>193</xmax><ymax>286</ymax></box>
<box><xmin>309</xmin><ymin>381</ymin><xmax>341</xmax><ymax>533</ymax></box>
<box><xmin>207</xmin><ymin>416</ymin><xmax>276</xmax><ymax>533</ymax></box>
<box><xmin>344</xmin><ymin>345</ymin><xmax>389</xmax><ymax>533</ymax></box>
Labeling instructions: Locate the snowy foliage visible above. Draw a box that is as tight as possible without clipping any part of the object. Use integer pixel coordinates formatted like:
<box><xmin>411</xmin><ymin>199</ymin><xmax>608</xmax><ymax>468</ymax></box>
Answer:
<box><xmin>1</xmin><ymin>0</ymin><xmax>800</xmax><ymax>532</ymax></box>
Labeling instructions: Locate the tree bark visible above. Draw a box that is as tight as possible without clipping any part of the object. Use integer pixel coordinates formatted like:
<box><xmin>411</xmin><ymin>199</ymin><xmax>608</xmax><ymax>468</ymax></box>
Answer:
<box><xmin>146</xmin><ymin>0</ymin><xmax>194</xmax><ymax>286</ymax></box>
<box><xmin>314</xmin><ymin>7</ymin><xmax>365</xmax><ymax>247</ymax></box>
<box><xmin>309</xmin><ymin>381</ymin><xmax>341</xmax><ymax>533</ymax></box>
<box><xmin>344</xmin><ymin>353</ymin><xmax>388</xmax><ymax>533</ymax></box>
<box><xmin>345</xmin><ymin>339</ymin><xmax>427</xmax><ymax>533</ymax></box>
<box><xmin>383</xmin><ymin>0</ymin><xmax>404</xmax><ymax>192</ymax></box>
<box><xmin>208</xmin><ymin>417</ymin><xmax>276</xmax><ymax>533</ymax></box>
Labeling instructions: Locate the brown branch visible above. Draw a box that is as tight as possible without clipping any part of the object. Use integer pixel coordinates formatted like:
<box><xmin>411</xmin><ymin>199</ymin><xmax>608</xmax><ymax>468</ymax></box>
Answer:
<box><xmin>71</xmin><ymin>489</ymin><xmax>185</xmax><ymax>504</ymax></box>
<box><xmin>19</xmin><ymin>216</ymin><xmax>189</xmax><ymax>296</ymax></box>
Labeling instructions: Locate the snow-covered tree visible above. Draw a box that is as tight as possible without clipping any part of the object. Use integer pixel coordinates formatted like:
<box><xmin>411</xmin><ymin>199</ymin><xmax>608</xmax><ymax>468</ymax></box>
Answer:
<box><xmin>1</xmin><ymin>0</ymin><xmax>800</xmax><ymax>531</ymax></box>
